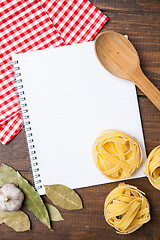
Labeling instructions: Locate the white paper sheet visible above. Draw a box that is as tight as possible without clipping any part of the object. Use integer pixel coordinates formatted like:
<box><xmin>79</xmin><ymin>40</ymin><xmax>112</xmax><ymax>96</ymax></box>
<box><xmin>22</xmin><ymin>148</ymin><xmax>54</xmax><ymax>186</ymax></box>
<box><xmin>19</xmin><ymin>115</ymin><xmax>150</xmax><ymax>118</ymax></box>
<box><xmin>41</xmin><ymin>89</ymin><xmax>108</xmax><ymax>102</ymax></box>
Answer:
<box><xmin>13</xmin><ymin>41</ymin><xmax>146</xmax><ymax>195</ymax></box>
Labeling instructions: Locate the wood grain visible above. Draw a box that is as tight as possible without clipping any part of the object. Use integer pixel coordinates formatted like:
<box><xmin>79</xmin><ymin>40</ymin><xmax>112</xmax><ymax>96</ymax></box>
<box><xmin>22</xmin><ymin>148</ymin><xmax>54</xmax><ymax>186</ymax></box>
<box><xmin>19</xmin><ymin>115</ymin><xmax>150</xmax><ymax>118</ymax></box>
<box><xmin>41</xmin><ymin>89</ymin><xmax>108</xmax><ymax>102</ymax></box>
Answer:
<box><xmin>95</xmin><ymin>31</ymin><xmax>160</xmax><ymax>110</ymax></box>
<box><xmin>0</xmin><ymin>1</ymin><xmax>160</xmax><ymax>239</ymax></box>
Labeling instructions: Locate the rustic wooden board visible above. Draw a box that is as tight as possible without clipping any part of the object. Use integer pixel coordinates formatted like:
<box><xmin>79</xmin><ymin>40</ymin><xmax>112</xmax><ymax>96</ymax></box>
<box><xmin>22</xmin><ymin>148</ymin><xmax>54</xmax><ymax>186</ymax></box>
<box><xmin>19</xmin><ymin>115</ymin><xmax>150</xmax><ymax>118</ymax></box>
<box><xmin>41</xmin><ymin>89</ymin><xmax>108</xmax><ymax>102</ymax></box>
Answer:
<box><xmin>0</xmin><ymin>1</ymin><xmax>160</xmax><ymax>239</ymax></box>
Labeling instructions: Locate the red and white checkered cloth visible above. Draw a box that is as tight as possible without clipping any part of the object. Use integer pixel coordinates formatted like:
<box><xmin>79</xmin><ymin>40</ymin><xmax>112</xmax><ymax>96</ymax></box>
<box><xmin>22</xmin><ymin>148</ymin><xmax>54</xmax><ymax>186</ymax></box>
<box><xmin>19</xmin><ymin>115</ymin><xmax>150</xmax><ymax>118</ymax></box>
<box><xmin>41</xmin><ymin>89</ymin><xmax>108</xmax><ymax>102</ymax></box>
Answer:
<box><xmin>41</xmin><ymin>0</ymin><xmax>108</xmax><ymax>44</ymax></box>
<box><xmin>0</xmin><ymin>0</ymin><xmax>108</xmax><ymax>144</ymax></box>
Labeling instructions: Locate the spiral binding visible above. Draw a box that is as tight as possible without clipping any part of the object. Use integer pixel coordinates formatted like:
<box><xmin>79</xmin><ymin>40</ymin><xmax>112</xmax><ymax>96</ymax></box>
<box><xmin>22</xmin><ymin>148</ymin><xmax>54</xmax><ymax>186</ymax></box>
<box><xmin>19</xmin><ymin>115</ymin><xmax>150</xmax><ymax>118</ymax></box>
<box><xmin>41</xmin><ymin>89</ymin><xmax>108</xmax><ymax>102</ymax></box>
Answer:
<box><xmin>11</xmin><ymin>60</ymin><xmax>42</xmax><ymax>191</ymax></box>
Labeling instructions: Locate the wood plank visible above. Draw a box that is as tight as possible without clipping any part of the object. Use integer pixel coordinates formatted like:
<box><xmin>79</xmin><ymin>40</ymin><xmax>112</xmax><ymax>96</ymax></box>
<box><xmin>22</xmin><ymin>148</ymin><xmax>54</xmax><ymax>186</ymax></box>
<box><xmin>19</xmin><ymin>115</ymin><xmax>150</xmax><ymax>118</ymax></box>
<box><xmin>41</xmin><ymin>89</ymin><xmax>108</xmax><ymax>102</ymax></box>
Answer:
<box><xmin>0</xmin><ymin>177</ymin><xmax>159</xmax><ymax>240</ymax></box>
<box><xmin>91</xmin><ymin>0</ymin><xmax>160</xmax><ymax>13</ymax></box>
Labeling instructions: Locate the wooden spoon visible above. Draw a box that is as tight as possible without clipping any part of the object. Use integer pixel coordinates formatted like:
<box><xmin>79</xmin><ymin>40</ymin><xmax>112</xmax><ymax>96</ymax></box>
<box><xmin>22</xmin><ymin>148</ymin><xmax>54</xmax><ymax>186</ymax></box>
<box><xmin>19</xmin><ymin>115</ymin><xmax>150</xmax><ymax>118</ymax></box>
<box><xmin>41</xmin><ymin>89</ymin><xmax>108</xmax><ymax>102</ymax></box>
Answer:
<box><xmin>95</xmin><ymin>31</ymin><xmax>160</xmax><ymax>111</ymax></box>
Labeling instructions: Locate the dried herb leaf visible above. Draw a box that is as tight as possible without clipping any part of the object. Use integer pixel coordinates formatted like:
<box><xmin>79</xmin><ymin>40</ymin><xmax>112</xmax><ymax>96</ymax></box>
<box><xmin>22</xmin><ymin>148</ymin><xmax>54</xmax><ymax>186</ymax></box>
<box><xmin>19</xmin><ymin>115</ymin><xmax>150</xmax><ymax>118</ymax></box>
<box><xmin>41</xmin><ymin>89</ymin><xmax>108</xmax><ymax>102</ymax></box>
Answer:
<box><xmin>44</xmin><ymin>185</ymin><xmax>83</xmax><ymax>210</ymax></box>
<box><xmin>17</xmin><ymin>172</ymin><xmax>52</xmax><ymax>230</ymax></box>
<box><xmin>0</xmin><ymin>210</ymin><xmax>30</xmax><ymax>232</ymax></box>
<box><xmin>45</xmin><ymin>204</ymin><xmax>64</xmax><ymax>222</ymax></box>
<box><xmin>0</xmin><ymin>164</ymin><xmax>18</xmax><ymax>187</ymax></box>
<box><xmin>0</xmin><ymin>218</ymin><xmax>3</xmax><ymax>224</ymax></box>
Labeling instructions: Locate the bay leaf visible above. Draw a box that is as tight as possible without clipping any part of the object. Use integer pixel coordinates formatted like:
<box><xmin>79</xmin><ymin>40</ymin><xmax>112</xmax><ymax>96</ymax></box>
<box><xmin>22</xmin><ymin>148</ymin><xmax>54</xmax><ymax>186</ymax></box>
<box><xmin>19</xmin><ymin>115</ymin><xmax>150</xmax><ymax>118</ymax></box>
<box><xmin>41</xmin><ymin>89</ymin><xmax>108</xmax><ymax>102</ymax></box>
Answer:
<box><xmin>17</xmin><ymin>172</ymin><xmax>52</xmax><ymax>230</ymax></box>
<box><xmin>44</xmin><ymin>185</ymin><xmax>83</xmax><ymax>210</ymax></box>
<box><xmin>45</xmin><ymin>204</ymin><xmax>64</xmax><ymax>222</ymax></box>
<box><xmin>0</xmin><ymin>210</ymin><xmax>30</xmax><ymax>232</ymax></box>
<box><xmin>0</xmin><ymin>164</ymin><xmax>18</xmax><ymax>187</ymax></box>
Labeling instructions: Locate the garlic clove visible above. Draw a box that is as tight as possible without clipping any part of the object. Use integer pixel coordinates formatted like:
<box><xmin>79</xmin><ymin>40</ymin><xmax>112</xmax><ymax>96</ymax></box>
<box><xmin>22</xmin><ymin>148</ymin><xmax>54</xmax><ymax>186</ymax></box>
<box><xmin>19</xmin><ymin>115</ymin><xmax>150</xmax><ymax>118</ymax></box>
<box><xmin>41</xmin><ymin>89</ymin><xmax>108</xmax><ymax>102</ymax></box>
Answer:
<box><xmin>4</xmin><ymin>200</ymin><xmax>22</xmax><ymax>212</ymax></box>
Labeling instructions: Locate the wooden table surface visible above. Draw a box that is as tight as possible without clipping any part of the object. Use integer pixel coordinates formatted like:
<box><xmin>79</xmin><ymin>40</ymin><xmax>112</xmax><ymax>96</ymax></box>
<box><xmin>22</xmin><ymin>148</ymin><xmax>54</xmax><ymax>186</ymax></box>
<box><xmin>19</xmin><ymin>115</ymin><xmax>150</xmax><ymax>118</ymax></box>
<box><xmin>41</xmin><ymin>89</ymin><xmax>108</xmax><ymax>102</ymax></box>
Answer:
<box><xmin>0</xmin><ymin>1</ymin><xmax>160</xmax><ymax>239</ymax></box>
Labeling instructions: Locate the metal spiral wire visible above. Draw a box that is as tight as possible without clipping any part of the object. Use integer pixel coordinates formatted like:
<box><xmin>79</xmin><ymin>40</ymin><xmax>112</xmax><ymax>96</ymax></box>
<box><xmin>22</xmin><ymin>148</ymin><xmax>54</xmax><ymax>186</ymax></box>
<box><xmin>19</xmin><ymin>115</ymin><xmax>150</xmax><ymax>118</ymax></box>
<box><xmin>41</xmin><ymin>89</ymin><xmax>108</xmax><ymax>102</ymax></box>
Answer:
<box><xmin>10</xmin><ymin>60</ymin><xmax>42</xmax><ymax>191</ymax></box>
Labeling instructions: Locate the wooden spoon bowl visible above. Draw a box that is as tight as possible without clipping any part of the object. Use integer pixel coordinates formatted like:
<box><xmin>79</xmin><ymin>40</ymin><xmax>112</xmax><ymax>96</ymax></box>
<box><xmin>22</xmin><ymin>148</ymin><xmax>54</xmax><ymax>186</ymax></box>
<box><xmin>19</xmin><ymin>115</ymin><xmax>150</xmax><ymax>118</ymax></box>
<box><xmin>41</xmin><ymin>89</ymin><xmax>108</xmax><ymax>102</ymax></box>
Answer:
<box><xmin>95</xmin><ymin>31</ymin><xmax>160</xmax><ymax>111</ymax></box>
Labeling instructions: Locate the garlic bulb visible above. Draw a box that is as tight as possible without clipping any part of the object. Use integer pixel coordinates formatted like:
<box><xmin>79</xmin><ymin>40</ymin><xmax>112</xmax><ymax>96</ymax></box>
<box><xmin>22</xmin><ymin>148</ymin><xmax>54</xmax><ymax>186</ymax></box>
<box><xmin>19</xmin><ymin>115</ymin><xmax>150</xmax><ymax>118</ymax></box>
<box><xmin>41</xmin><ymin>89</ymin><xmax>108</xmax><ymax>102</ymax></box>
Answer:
<box><xmin>0</xmin><ymin>184</ymin><xmax>24</xmax><ymax>212</ymax></box>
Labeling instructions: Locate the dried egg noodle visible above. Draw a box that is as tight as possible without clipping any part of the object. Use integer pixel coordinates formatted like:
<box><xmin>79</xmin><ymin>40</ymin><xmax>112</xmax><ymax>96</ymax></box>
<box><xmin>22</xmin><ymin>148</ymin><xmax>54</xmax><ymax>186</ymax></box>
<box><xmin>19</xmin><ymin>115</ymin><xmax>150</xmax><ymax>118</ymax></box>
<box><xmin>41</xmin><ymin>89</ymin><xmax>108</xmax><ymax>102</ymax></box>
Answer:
<box><xmin>92</xmin><ymin>130</ymin><xmax>142</xmax><ymax>179</ymax></box>
<box><xmin>146</xmin><ymin>145</ymin><xmax>160</xmax><ymax>190</ymax></box>
<box><xmin>104</xmin><ymin>183</ymin><xmax>150</xmax><ymax>234</ymax></box>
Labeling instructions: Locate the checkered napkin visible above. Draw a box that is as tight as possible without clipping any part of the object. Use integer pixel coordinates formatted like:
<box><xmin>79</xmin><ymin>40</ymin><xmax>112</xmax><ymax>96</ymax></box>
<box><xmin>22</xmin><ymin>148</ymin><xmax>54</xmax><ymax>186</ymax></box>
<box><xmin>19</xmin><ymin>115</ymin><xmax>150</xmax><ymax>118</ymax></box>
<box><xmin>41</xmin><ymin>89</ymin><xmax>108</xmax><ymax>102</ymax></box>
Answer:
<box><xmin>0</xmin><ymin>0</ymin><xmax>108</xmax><ymax>144</ymax></box>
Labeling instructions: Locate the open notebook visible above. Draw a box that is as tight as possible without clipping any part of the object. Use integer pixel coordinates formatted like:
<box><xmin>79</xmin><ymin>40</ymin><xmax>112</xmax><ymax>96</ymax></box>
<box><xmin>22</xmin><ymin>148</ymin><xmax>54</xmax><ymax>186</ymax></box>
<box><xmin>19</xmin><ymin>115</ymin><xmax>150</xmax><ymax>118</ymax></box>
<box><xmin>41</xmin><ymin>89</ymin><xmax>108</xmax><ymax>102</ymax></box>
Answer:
<box><xmin>12</xmin><ymin>41</ymin><xmax>146</xmax><ymax>195</ymax></box>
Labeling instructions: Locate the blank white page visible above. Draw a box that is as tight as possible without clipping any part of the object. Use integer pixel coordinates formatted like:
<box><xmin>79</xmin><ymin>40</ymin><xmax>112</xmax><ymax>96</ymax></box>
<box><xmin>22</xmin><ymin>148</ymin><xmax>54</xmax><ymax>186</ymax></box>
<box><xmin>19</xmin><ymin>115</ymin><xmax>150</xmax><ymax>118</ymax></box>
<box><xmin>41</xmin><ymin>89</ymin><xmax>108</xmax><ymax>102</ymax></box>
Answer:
<box><xmin>13</xmin><ymin>41</ymin><xmax>146</xmax><ymax>195</ymax></box>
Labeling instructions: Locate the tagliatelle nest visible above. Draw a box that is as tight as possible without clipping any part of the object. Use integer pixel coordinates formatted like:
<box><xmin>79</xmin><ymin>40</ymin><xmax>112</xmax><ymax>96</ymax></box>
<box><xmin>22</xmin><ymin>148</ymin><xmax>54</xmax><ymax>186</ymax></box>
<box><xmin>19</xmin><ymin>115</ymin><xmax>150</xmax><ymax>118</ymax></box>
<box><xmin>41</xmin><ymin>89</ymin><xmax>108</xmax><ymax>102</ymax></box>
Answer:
<box><xmin>104</xmin><ymin>183</ymin><xmax>150</xmax><ymax>234</ymax></box>
<box><xmin>146</xmin><ymin>145</ymin><xmax>160</xmax><ymax>190</ymax></box>
<box><xmin>92</xmin><ymin>129</ymin><xmax>142</xmax><ymax>179</ymax></box>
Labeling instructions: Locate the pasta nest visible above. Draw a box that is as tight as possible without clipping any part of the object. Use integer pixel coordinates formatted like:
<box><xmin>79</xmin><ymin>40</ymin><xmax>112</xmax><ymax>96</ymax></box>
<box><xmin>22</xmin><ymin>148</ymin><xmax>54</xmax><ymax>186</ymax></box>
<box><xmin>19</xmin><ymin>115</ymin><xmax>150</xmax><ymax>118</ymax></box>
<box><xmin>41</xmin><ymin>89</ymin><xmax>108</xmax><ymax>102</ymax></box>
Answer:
<box><xmin>92</xmin><ymin>129</ymin><xmax>142</xmax><ymax>179</ymax></box>
<box><xmin>146</xmin><ymin>145</ymin><xmax>160</xmax><ymax>190</ymax></box>
<box><xmin>104</xmin><ymin>183</ymin><xmax>150</xmax><ymax>234</ymax></box>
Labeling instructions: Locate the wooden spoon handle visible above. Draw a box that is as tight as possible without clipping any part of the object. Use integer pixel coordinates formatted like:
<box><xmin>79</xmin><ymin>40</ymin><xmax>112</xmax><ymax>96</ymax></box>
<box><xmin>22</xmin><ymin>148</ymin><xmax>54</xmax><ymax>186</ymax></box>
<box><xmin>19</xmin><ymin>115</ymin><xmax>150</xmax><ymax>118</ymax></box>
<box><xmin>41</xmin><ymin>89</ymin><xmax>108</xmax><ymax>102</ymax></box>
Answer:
<box><xmin>130</xmin><ymin>68</ymin><xmax>160</xmax><ymax>111</ymax></box>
